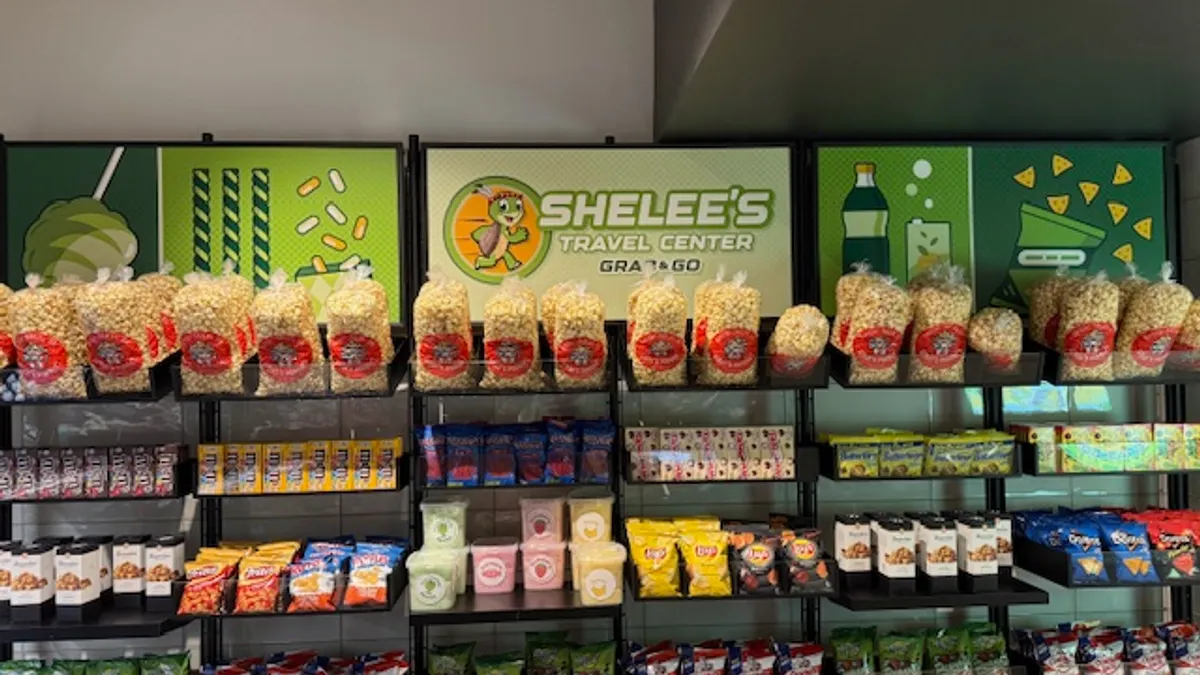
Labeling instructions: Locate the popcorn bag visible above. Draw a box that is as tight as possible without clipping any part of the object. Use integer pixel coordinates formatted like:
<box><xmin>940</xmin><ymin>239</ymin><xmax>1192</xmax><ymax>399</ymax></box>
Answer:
<box><xmin>1056</xmin><ymin>271</ymin><xmax>1119</xmax><ymax>382</ymax></box>
<box><xmin>540</xmin><ymin>281</ymin><xmax>573</xmax><ymax>352</ymax></box>
<box><xmin>1116</xmin><ymin>262</ymin><xmax>1149</xmax><ymax>321</ymax></box>
<box><xmin>846</xmin><ymin>277</ymin><xmax>911</xmax><ymax>385</ymax></box>
<box><xmin>1113</xmin><ymin>262</ymin><xmax>1194</xmax><ymax>379</ymax></box>
<box><xmin>831</xmin><ymin>261</ymin><xmax>884</xmax><ymax>354</ymax></box>
<box><xmin>626</xmin><ymin>269</ymin><xmax>659</xmax><ymax>347</ymax></box>
<box><xmin>252</xmin><ymin>269</ymin><xmax>325</xmax><ymax>396</ymax></box>
<box><xmin>1027</xmin><ymin>266</ymin><xmax>1074</xmax><ymax>348</ymax></box>
<box><xmin>10</xmin><ymin>274</ymin><xmax>88</xmax><ymax>400</ymax></box>
<box><xmin>690</xmin><ymin>266</ymin><xmax>724</xmax><ymax>380</ymax></box>
<box><xmin>217</xmin><ymin>261</ymin><xmax>258</xmax><ymax>359</ymax></box>
<box><xmin>137</xmin><ymin>261</ymin><xmax>183</xmax><ymax>360</ymax></box>
<box><xmin>907</xmin><ymin>265</ymin><xmax>972</xmax><ymax>384</ymax></box>
<box><xmin>480</xmin><ymin>276</ymin><xmax>541</xmax><ymax>391</ymax></box>
<box><xmin>413</xmin><ymin>269</ymin><xmax>473</xmax><ymax>391</ymax></box>
<box><xmin>53</xmin><ymin>276</ymin><xmax>91</xmax><ymax>367</ymax></box>
<box><xmin>553</xmin><ymin>281</ymin><xmax>607</xmax><ymax>390</ymax></box>
<box><xmin>75</xmin><ymin>267</ymin><xmax>158</xmax><ymax>394</ymax></box>
<box><xmin>0</xmin><ymin>283</ymin><xmax>14</xmax><ymax>369</ymax></box>
<box><xmin>1170</xmin><ymin>300</ymin><xmax>1200</xmax><ymax>372</ymax></box>
<box><xmin>768</xmin><ymin>304</ymin><xmax>829</xmax><ymax>378</ymax></box>
<box><xmin>327</xmin><ymin>264</ymin><xmax>394</xmax><ymax>394</ymax></box>
<box><xmin>698</xmin><ymin>271</ymin><xmax>761</xmax><ymax>387</ymax></box>
<box><xmin>968</xmin><ymin>308</ymin><xmax>1023</xmax><ymax>375</ymax></box>
<box><xmin>174</xmin><ymin>273</ymin><xmax>248</xmax><ymax>395</ymax></box>
<box><xmin>630</xmin><ymin>276</ymin><xmax>687</xmax><ymax>386</ymax></box>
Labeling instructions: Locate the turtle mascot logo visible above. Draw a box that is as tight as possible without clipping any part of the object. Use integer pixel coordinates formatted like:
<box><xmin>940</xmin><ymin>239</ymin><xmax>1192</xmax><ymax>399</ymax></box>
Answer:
<box><xmin>444</xmin><ymin>177</ymin><xmax>550</xmax><ymax>283</ymax></box>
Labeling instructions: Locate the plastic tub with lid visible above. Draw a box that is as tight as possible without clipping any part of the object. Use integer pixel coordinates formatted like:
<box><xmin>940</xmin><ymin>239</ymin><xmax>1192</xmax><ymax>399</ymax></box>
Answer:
<box><xmin>406</xmin><ymin>548</ymin><xmax>458</xmax><ymax>612</ymax></box>
<box><xmin>522</xmin><ymin>540</ymin><xmax>567</xmax><ymax>591</ymax></box>
<box><xmin>470</xmin><ymin>537</ymin><xmax>519</xmax><ymax>594</ymax></box>
<box><xmin>568</xmin><ymin>488</ymin><xmax>614</xmax><ymax>543</ymax></box>
<box><xmin>575</xmin><ymin>541</ymin><xmax>627</xmax><ymax>606</ymax></box>
<box><xmin>420</xmin><ymin>496</ymin><xmax>469</xmax><ymax>549</ymax></box>
<box><xmin>520</xmin><ymin>496</ymin><xmax>565</xmax><ymax>543</ymax></box>
<box><xmin>452</xmin><ymin>546</ymin><xmax>468</xmax><ymax>594</ymax></box>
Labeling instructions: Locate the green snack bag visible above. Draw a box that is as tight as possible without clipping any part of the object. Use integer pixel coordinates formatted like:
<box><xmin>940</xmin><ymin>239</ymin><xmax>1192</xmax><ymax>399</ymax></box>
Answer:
<box><xmin>970</xmin><ymin>633</ymin><xmax>1009</xmax><ymax>671</ymax></box>
<box><xmin>878</xmin><ymin>633</ymin><xmax>924</xmax><ymax>674</ymax></box>
<box><xmin>86</xmin><ymin>660</ymin><xmax>138</xmax><ymax>675</ymax></box>
<box><xmin>527</xmin><ymin>631</ymin><xmax>571</xmax><ymax>675</ymax></box>
<box><xmin>571</xmin><ymin>642</ymin><xmax>616</xmax><ymax>675</ymax></box>
<box><xmin>0</xmin><ymin>661</ymin><xmax>44</xmax><ymax>675</ymax></box>
<box><xmin>139</xmin><ymin>654</ymin><xmax>190</xmax><ymax>675</ymax></box>
<box><xmin>429</xmin><ymin>643</ymin><xmax>475</xmax><ymax>675</ymax></box>
<box><xmin>831</xmin><ymin>627</ymin><xmax>875</xmax><ymax>675</ymax></box>
<box><xmin>43</xmin><ymin>662</ymin><xmax>87</xmax><ymax>675</ymax></box>
<box><xmin>474</xmin><ymin>652</ymin><xmax>524</xmax><ymax>675</ymax></box>
<box><xmin>926</xmin><ymin>628</ymin><xmax>970</xmax><ymax>674</ymax></box>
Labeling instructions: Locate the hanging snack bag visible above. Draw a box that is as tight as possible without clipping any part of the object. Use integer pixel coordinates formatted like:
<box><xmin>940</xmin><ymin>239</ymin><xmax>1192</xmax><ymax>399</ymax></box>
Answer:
<box><xmin>908</xmin><ymin>265</ymin><xmax>972</xmax><ymax>384</ymax></box>
<box><xmin>968</xmin><ymin>308</ymin><xmax>1023</xmax><ymax>375</ymax></box>
<box><xmin>630</xmin><ymin>276</ymin><xmax>688</xmax><ymax>386</ymax></box>
<box><xmin>679</xmin><ymin>528</ymin><xmax>731</xmax><ymax>597</ymax></box>
<box><xmin>540</xmin><ymin>280</ymin><xmax>573</xmax><ymax>352</ymax></box>
<box><xmin>286</xmin><ymin>557</ymin><xmax>339</xmax><ymax>612</ymax></box>
<box><xmin>1113</xmin><ymin>262</ymin><xmax>1194</xmax><ymax>379</ymax></box>
<box><xmin>138</xmin><ymin>261</ymin><xmax>183</xmax><ymax>360</ymax></box>
<box><xmin>1028</xmin><ymin>267</ymin><xmax>1074</xmax><ymax>348</ymax></box>
<box><xmin>832</xmin><ymin>262</ymin><xmax>884</xmax><ymax>354</ymax></box>
<box><xmin>691</xmin><ymin>266</ymin><xmax>724</xmax><ymax>380</ymax></box>
<box><xmin>626</xmin><ymin>269</ymin><xmax>659</xmax><ymax>346</ymax></box>
<box><xmin>0</xmin><ymin>283</ymin><xmax>14</xmax><ymax>369</ymax></box>
<box><xmin>729</xmin><ymin>527</ymin><xmax>782</xmax><ymax>596</ymax></box>
<box><xmin>75</xmin><ymin>267</ymin><xmax>157</xmax><ymax>394</ymax></box>
<box><xmin>553</xmin><ymin>282</ymin><xmax>607</xmax><ymax>390</ymax></box>
<box><xmin>481</xmin><ymin>277</ymin><xmax>542</xmax><ymax>390</ymax></box>
<box><xmin>414</xmin><ymin>270</ymin><xmax>473</xmax><ymax>391</ymax></box>
<box><xmin>698</xmin><ymin>271</ymin><xmax>761</xmax><ymax>386</ymax></box>
<box><xmin>327</xmin><ymin>265</ymin><xmax>394</xmax><ymax>394</ymax></box>
<box><xmin>1170</xmin><ymin>300</ymin><xmax>1200</xmax><ymax>372</ymax></box>
<box><xmin>846</xmin><ymin>277</ymin><xmax>911</xmax><ymax>385</ymax></box>
<box><xmin>174</xmin><ymin>273</ymin><xmax>246</xmax><ymax>395</ymax></box>
<box><xmin>1116</xmin><ymin>262</ymin><xmax>1150</xmax><ymax>321</ymax></box>
<box><xmin>252</xmin><ymin>270</ymin><xmax>325</xmax><ymax>396</ymax></box>
<box><xmin>768</xmin><ymin>304</ymin><xmax>829</xmax><ymax>379</ymax></box>
<box><xmin>10</xmin><ymin>274</ymin><xmax>88</xmax><ymax>400</ymax></box>
<box><xmin>1056</xmin><ymin>271</ymin><xmax>1119</xmax><ymax>382</ymax></box>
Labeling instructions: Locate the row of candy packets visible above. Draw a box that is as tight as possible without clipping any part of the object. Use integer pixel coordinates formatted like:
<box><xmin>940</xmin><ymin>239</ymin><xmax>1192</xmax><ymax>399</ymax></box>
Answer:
<box><xmin>0</xmin><ymin>654</ymin><xmax>192</xmax><ymax>675</ymax></box>
<box><xmin>1016</xmin><ymin>621</ymin><xmax>1200</xmax><ymax>675</ymax></box>
<box><xmin>624</xmin><ymin>426</ymin><xmax>796</xmax><ymax>482</ymax></box>
<box><xmin>3</xmin><ymin>445</ymin><xmax>181</xmax><ymax>500</ymax></box>
<box><xmin>421</xmin><ymin>420</ymin><xmax>612</xmax><ymax>488</ymax></box>
<box><xmin>826</xmin><ymin>429</ymin><xmax>1015</xmax><ymax>479</ymax></box>
<box><xmin>195</xmin><ymin>439</ymin><xmax>399</xmax><ymax>496</ymax></box>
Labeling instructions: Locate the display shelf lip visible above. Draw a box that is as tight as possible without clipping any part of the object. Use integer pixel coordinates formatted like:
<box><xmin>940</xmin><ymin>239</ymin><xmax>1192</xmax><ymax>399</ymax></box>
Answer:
<box><xmin>195</xmin><ymin>457</ymin><xmax>410</xmax><ymax>498</ymax></box>
<box><xmin>1013</xmin><ymin>536</ymin><xmax>1200</xmax><ymax>588</ymax></box>
<box><xmin>0</xmin><ymin>357</ymin><xmax>176</xmax><ymax>407</ymax></box>
<box><xmin>0</xmin><ymin>610</ymin><xmax>192</xmax><ymax>642</ymax></box>
<box><xmin>1016</xmin><ymin>440</ymin><xmax>1200</xmax><ymax>476</ymax></box>
<box><xmin>828</xmin><ymin>350</ymin><xmax>1045</xmax><ymax>390</ymax></box>
<box><xmin>825</xmin><ymin>577</ymin><xmax>1049</xmax><ymax>610</ymax></box>
<box><xmin>817</xmin><ymin>443</ymin><xmax>1020</xmax><ymax>482</ymax></box>
<box><xmin>407</xmin><ymin>589</ymin><xmax>621</xmax><ymax>625</ymax></box>
<box><xmin>1037</xmin><ymin>343</ymin><xmax>1200</xmax><ymax>386</ymax></box>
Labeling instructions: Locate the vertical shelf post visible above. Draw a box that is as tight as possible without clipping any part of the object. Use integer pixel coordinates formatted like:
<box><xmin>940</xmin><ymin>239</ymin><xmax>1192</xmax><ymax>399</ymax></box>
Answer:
<box><xmin>982</xmin><ymin>386</ymin><xmax>1009</xmax><ymax>638</ymax></box>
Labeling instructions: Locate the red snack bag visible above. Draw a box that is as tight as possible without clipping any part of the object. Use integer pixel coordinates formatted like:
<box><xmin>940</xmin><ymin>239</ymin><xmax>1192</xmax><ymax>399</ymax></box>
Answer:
<box><xmin>286</xmin><ymin>559</ymin><xmax>339</xmax><ymax>613</ymax></box>
<box><xmin>178</xmin><ymin>562</ymin><xmax>233</xmax><ymax>615</ymax></box>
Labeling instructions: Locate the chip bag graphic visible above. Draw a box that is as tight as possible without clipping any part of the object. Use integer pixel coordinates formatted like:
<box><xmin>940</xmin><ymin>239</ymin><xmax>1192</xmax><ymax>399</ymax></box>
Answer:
<box><xmin>294</xmin><ymin>257</ymin><xmax>371</xmax><ymax>323</ymax></box>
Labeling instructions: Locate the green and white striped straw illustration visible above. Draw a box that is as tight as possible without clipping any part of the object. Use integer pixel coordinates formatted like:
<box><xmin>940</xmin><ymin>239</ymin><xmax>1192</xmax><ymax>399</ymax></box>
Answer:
<box><xmin>251</xmin><ymin>168</ymin><xmax>271</xmax><ymax>289</ymax></box>
<box><xmin>192</xmin><ymin>168</ymin><xmax>211</xmax><ymax>273</ymax></box>
<box><xmin>222</xmin><ymin>168</ymin><xmax>240</xmax><ymax>272</ymax></box>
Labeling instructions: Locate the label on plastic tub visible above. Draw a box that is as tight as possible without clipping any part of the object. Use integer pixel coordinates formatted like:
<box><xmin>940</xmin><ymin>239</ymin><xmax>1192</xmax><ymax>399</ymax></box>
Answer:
<box><xmin>331</xmin><ymin>333</ymin><xmax>383</xmax><ymax>379</ymax></box>
<box><xmin>484</xmin><ymin>337</ymin><xmax>535</xmax><ymax>379</ymax></box>
<box><xmin>913</xmin><ymin>323</ymin><xmax>967</xmax><ymax>369</ymax></box>
<box><xmin>1062</xmin><ymin>322</ymin><xmax>1116</xmax><ymax>367</ymax></box>
<box><xmin>850</xmin><ymin>326</ymin><xmax>902</xmax><ymax>369</ymax></box>
<box><xmin>633</xmin><ymin>332</ymin><xmax>685</xmax><ymax>372</ymax></box>
<box><xmin>412</xmin><ymin>573</ymin><xmax>450</xmax><ymax>606</ymax></box>
<box><xmin>526</xmin><ymin>554</ymin><xmax>558</xmax><ymax>585</ymax></box>
<box><xmin>15</xmin><ymin>331</ymin><xmax>69</xmax><ymax>384</ymax></box>
<box><xmin>418</xmin><ymin>333</ymin><xmax>470</xmax><ymax>378</ymax></box>
<box><xmin>259</xmin><ymin>335</ymin><xmax>316</xmax><ymax>382</ymax></box>
<box><xmin>574</xmin><ymin>512</ymin><xmax>607</xmax><ymax>542</ymax></box>
<box><xmin>1131</xmin><ymin>326</ymin><xmax>1178</xmax><ymax>368</ymax></box>
<box><xmin>86</xmin><ymin>332</ymin><xmax>145</xmax><ymax>377</ymax></box>
<box><xmin>709</xmin><ymin>328</ymin><xmax>758</xmax><ymax>374</ymax></box>
<box><xmin>475</xmin><ymin>557</ymin><xmax>509</xmax><ymax>589</ymax></box>
<box><xmin>182</xmin><ymin>331</ymin><xmax>235</xmax><ymax>375</ymax></box>
<box><xmin>583</xmin><ymin>568</ymin><xmax>617</xmax><ymax>603</ymax></box>
<box><xmin>427</xmin><ymin>515</ymin><xmax>462</xmax><ymax>546</ymax></box>
<box><xmin>555</xmin><ymin>337</ymin><xmax>605</xmax><ymax>379</ymax></box>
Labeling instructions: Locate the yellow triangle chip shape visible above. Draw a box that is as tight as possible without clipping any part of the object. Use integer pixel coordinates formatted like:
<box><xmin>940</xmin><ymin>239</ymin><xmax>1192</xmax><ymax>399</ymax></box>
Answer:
<box><xmin>1133</xmin><ymin>217</ymin><xmax>1153</xmax><ymax>240</ymax></box>
<box><xmin>1114</xmin><ymin>163</ymin><xmax>1134</xmax><ymax>185</ymax></box>
<box><xmin>1078</xmin><ymin>181</ymin><xmax>1100</xmax><ymax>205</ymax></box>
<box><xmin>1107</xmin><ymin>201</ymin><xmax>1129</xmax><ymax>224</ymax></box>
<box><xmin>1052</xmin><ymin>154</ymin><xmax>1074</xmax><ymax>176</ymax></box>
<box><xmin>1047</xmin><ymin>194</ymin><xmax>1070</xmax><ymax>214</ymax></box>
<box><xmin>1013</xmin><ymin>166</ymin><xmax>1036</xmax><ymax>188</ymax></box>
<box><xmin>1112</xmin><ymin>243</ymin><xmax>1134</xmax><ymax>264</ymax></box>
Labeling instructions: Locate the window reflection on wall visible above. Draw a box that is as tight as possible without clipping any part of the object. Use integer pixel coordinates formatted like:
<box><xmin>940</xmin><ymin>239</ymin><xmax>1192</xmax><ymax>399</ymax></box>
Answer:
<box><xmin>964</xmin><ymin>383</ymin><xmax>1112</xmax><ymax>417</ymax></box>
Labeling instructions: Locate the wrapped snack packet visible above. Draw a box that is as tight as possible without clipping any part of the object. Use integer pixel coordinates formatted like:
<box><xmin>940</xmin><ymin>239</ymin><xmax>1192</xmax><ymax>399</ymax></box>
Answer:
<box><xmin>553</xmin><ymin>282</ymin><xmax>607</xmax><ymax>390</ymax></box>
<box><xmin>1028</xmin><ymin>266</ymin><xmax>1074</xmax><ymax>348</ymax></box>
<box><xmin>174</xmin><ymin>272</ymin><xmax>247</xmax><ymax>395</ymax></box>
<box><xmin>968</xmin><ymin>308</ymin><xmax>1023</xmax><ymax>374</ymax></box>
<box><xmin>253</xmin><ymin>269</ymin><xmax>325</xmax><ymax>396</ymax></box>
<box><xmin>1171</xmin><ymin>300</ymin><xmax>1200</xmax><ymax>372</ymax></box>
<box><xmin>630</xmin><ymin>276</ymin><xmax>688</xmax><ymax>386</ymax></box>
<box><xmin>481</xmin><ymin>277</ymin><xmax>541</xmax><ymax>390</ymax></box>
<box><xmin>414</xmin><ymin>269</ymin><xmax>473</xmax><ymax>391</ymax></box>
<box><xmin>908</xmin><ymin>264</ymin><xmax>972</xmax><ymax>384</ymax></box>
<box><xmin>540</xmin><ymin>281</ymin><xmax>573</xmax><ymax>352</ymax></box>
<box><xmin>698</xmin><ymin>271</ymin><xmax>761</xmax><ymax>386</ymax></box>
<box><xmin>1117</xmin><ymin>262</ymin><xmax>1150</xmax><ymax>320</ymax></box>
<box><xmin>1056</xmin><ymin>271</ymin><xmax>1119</xmax><ymax>381</ymax></box>
<box><xmin>327</xmin><ymin>265</ymin><xmax>394</xmax><ymax>394</ymax></box>
<box><xmin>0</xmin><ymin>283</ymin><xmax>15</xmax><ymax>369</ymax></box>
<box><xmin>1113</xmin><ymin>262</ymin><xmax>1194</xmax><ymax>379</ymax></box>
<box><xmin>76</xmin><ymin>266</ymin><xmax>157</xmax><ymax>393</ymax></box>
<box><xmin>10</xmin><ymin>274</ymin><xmax>88</xmax><ymax>400</ymax></box>
<box><xmin>768</xmin><ymin>304</ymin><xmax>829</xmax><ymax>378</ymax></box>
<box><xmin>138</xmin><ymin>261</ymin><xmax>183</xmax><ymax>360</ymax></box>
<box><xmin>691</xmin><ymin>266</ymin><xmax>724</xmax><ymax>380</ymax></box>
<box><xmin>832</xmin><ymin>261</ymin><xmax>883</xmax><ymax>354</ymax></box>
<box><xmin>846</xmin><ymin>277</ymin><xmax>911</xmax><ymax>385</ymax></box>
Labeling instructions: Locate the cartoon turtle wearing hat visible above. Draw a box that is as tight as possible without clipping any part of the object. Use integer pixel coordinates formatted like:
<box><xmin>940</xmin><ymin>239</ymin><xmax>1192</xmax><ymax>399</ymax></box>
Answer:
<box><xmin>470</xmin><ymin>184</ymin><xmax>530</xmax><ymax>271</ymax></box>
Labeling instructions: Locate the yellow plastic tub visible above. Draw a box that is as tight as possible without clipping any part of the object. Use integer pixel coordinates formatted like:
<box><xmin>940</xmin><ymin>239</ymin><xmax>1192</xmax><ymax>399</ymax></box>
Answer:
<box><xmin>574</xmin><ymin>541</ymin><xmax>627</xmax><ymax>606</ymax></box>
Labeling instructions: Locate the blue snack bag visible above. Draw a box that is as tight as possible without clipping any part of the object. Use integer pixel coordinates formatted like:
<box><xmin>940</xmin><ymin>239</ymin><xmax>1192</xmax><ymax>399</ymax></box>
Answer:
<box><xmin>484</xmin><ymin>427</ymin><xmax>517</xmax><ymax>486</ymax></box>
<box><xmin>420</xmin><ymin>425</ymin><xmax>447</xmax><ymax>487</ymax></box>
<box><xmin>1100</xmin><ymin>520</ymin><xmax>1158</xmax><ymax>583</ymax></box>
<box><xmin>514</xmin><ymin>425</ymin><xmax>547</xmax><ymax>485</ymax></box>
<box><xmin>579</xmin><ymin>420</ymin><xmax>615</xmax><ymax>484</ymax></box>
<box><xmin>545</xmin><ymin>419</ymin><xmax>577</xmax><ymax>484</ymax></box>
<box><xmin>444</xmin><ymin>424</ymin><xmax>483</xmax><ymax>487</ymax></box>
<box><xmin>1063</xmin><ymin>518</ymin><xmax>1108</xmax><ymax>584</ymax></box>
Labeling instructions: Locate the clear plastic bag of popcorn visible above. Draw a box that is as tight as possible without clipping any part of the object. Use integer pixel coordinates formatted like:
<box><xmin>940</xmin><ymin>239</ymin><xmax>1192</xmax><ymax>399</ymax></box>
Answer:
<box><xmin>908</xmin><ymin>265</ymin><xmax>972</xmax><ymax>384</ymax></box>
<box><xmin>1170</xmin><ymin>300</ymin><xmax>1200</xmax><ymax>372</ymax></box>
<box><xmin>968</xmin><ymin>308</ymin><xmax>1023</xmax><ymax>375</ymax></box>
<box><xmin>1113</xmin><ymin>262</ymin><xmax>1194</xmax><ymax>379</ymax></box>
<box><xmin>767</xmin><ymin>304</ymin><xmax>829</xmax><ymax>379</ymax></box>
<box><xmin>0</xmin><ymin>283</ymin><xmax>13</xmax><ymax>369</ymax></box>
<box><xmin>1116</xmin><ymin>262</ymin><xmax>1149</xmax><ymax>321</ymax></box>
<box><xmin>10</xmin><ymin>274</ymin><xmax>88</xmax><ymax>400</ymax></box>
<box><xmin>698</xmin><ymin>271</ymin><xmax>761</xmax><ymax>387</ymax></box>
<box><xmin>540</xmin><ymin>281</ymin><xmax>574</xmax><ymax>353</ymax></box>
<box><xmin>327</xmin><ymin>265</ymin><xmax>394</xmax><ymax>394</ymax></box>
<box><xmin>253</xmin><ymin>269</ymin><xmax>325</xmax><ymax>396</ymax></box>
<box><xmin>53</xmin><ymin>275</ymin><xmax>91</xmax><ymax>367</ymax></box>
<box><xmin>553</xmin><ymin>281</ymin><xmax>607</xmax><ymax>390</ymax></box>
<box><xmin>846</xmin><ymin>277</ymin><xmax>911</xmax><ymax>385</ymax></box>
<box><xmin>1056</xmin><ymin>271</ymin><xmax>1119</xmax><ymax>382</ymax></box>
<box><xmin>481</xmin><ymin>277</ymin><xmax>542</xmax><ymax>390</ymax></box>
<box><xmin>832</xmin><ymin>261</ymin><xmax>884</xmax><ymax>354</ymax></box>
<box><xmin>76</xmin><ymin>267</ymin><xmax>158</xmax><ymax>394</ymax></box>
<box><xmin>630</xmin><ymin>276</ymin><xmax>688</xmax><ymax>387</ymax></box>
<box><xmin>414</xmin><ymin>269</ymin><xmax>473</xmax><ymax>391</ymax></box>
<box><xmin>626</xmin><ymin>269</ymin><xmax>659</xmax><ymax>346</ymax></box>
<box><xmin>1027</xmin><ymin>266</ymin><xmax>1075</xmax><ymax>348</ymax></box>
<box><xmin>174</xmin><ymin>273</ymin><xmax>248</xmax><ymax>395</ymax></box>
<box><xmin>138</xmin><ymin>261</ymin><xmax>183</xmax><ymax>361</ymax></box>
<box><xmin>217</xmin><ymin>261</ymin><xmax>257</xmax><ymax>360</ymax></box>
<box><xmin>690</xmin><ymin>266</ymin><xmax>725</xmax><ymax>380</ymax></box>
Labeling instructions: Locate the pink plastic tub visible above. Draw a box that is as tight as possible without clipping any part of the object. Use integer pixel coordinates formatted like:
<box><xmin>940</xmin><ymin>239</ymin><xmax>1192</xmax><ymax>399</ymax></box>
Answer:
<box><xmin>521</xmin><ymin>540</ymin><xmax>567</xmax><ymax>590</ymax></box>
<box><xmin>470</xmin><ymin>537</ymin><xmax>519</xmax><ymax>594</ymax></box>
<box><xmin>520</xmin><ymin>496</ymin><xmax>565</xmax><ymax>543</ymax></box>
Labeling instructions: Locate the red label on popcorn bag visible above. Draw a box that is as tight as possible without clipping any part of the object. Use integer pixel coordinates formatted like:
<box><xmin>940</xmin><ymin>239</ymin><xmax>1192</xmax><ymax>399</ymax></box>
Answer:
<box><xmin>709</xmin><ymin>328</ymin><xmax>758</xmax><ymax>374</ymax></box>
<box><xmin>770</xmin><ymin>353</ymin><xmax>818</xmax><ymax>377</ymax></box>
<box><xmin>851</xmin><ymin>326</ymin><xmax>903</xmax><ymax>369</ymax></box>
<box><xmin>555</xmin><ymin>337</ymin><xmax>605</xmax><ymax>379</ymax></box>
<box><xmin>234</xmin><ymin>325</ymin><xmax>248</xmax><ymax>358</ymax></box>
<box><xmin>0</xmin><ymin>332</ymin><xmax>14</xmax><ymax>365</ymax></box>
<box><xmin>418</xmin><ymin>333</ymin><xmax>470</xmax><ymax>378</ymax></box>
<box><xmin>914</xmin><ymin>323</ymin><xmax>967</xmax><ymax>369</ymax></box>
<box><xmin>331</xmin><ymin>333</ymin><xmax>383</xmax><ymax>379</ymax></box>
<box><xmin>87</xmin><ymin>332</ymin><xmax>144</xmax><ymax>377</ymax></box>
<box><xmin>1131</xmin><ymin>326</ymin><xmax>1179</xmax><ymax>368</ymax></box>
<box><xmin>484</xmin><ymin>338</ymin><xmax>535</xmax><ymax>379</ymax></box>
<box><xmin>161</xmin><ymin>311</ymin><xmax>178</xmax><ymax>350</ymax></box>
<box><xmin>15</xmin><ymin>332</ymin><xmax>68</xmax><ymax>384</ymax></box>
<box><xmin>259</xmin><ymin>336</ymin><xmax>316</xmax><ymax>383</ymax></box>
<box><xmin>694</xmin><ymin>317</ymin><xmax>710</xmax><ymax>356</ymax></box>
<box><xmin>634</xmin><ymin>332</ymin><xmax>686</xmax><ymax>372</ymax></box>
<box><xmin>182</xmin><ymin>332</ymin><xmax>234</xmax><ymax>375</ymax></box>
<box><xmin>145</xmin><ymin>326</ymin><xmax>160</xmax><ymax>361</ymax></box>
<box><xmin>1044</xmin><ymin>313</ymin><xmax>1061</xmax><ymax>347</ymax></box>
<box><xmin>247</xmin><ymin>317</ymin><xmax>257</xmax><ymax>348</ymax></box>
<box><xmin>1063</xmin><ymin>322</ymin><xmax>1116</xmax><ymax>368</ymax></box>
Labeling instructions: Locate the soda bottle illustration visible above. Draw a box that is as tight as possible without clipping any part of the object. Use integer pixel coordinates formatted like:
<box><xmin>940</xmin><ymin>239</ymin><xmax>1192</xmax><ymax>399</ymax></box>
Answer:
<box><xmin>842</xmin><ymin>163</ymin><xmax>890</xmax><ymax>274</ymax></box>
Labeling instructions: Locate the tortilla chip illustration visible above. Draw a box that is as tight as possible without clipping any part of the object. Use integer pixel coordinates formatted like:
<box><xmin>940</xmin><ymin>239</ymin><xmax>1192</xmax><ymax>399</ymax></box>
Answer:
<box><xmin>1108</xmin><ymin>201</ymin><xmax>1129</xmax><ymax>224</ymax></box>
<box><xmin>1114</xmin><ymin>163</ymin><xmax>1134</xmax><ymax>185</ymax></box>
<box><xmin>1133</xmin><ymin>217</ymin><xmax>1153</xmax><ymax>240</ymax></box>
<box><xmin>1113</xmin><ymin>243</ymin><xmax>1134</xmax><ymax>264</ymax></box>
<box><xmin>1047</xmin><ymin>194</ymin><xmax>1070</xmax><ymax>215</ymax></box>
<box><xmin>1052</xmin><ymin>154</ymin><xmax>1074</xmax><ymax>176</ymax></box>
<box><xmin>1013</xmin><ymin>166</ymin><xmax>1036</xmax><ymax>188</ymax></box>
<box><xmin>1078</xmin><ymin>181</ymin><xmax>1100</xmax><ymax>205</ymax></box>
